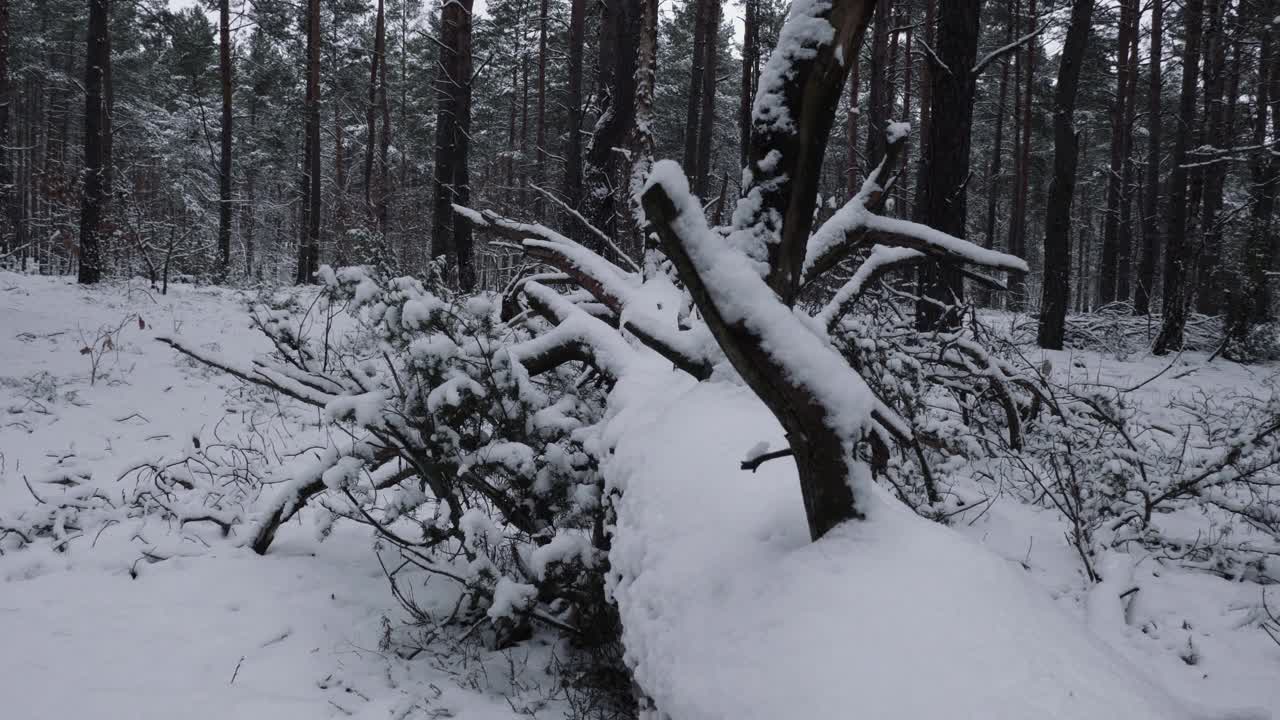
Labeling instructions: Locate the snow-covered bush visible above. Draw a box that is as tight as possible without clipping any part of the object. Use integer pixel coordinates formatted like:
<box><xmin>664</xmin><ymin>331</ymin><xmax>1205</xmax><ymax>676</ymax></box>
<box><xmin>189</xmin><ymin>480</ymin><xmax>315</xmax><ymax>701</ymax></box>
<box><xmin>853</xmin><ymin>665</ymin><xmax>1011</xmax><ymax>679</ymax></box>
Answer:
<box><xmin>158</xmin><ymin>263</ymin><xmax>627</xmax><ymax>705</ymax></box>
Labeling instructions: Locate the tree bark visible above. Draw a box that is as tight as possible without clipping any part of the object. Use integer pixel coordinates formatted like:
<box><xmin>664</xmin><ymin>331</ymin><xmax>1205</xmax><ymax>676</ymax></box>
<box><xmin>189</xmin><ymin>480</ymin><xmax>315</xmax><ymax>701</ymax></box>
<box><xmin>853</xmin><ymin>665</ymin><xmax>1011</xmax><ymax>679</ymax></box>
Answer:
<box><xmin>218</xmin><ymin>0</ymin><xmax>233</xmax><ymax>279</ymax></box>
<box><xmin>1226</xmin><ymin>28</ymin><xmax>1278</xmax><ymax>355</ymax></box>
<box><xmin>1194</xmin><ymin>0</ymin><xmax>1228</xmax><ymax>315</ymax></box>
<box><xmin>864</xmin><ymin>0</ymin><xmax>893</xmax><ymax>165</ymax></box>
<box><xmin>980</xmin><ymin>2</ymin><xmax>1015</xmax><ymax>306</ymax></box>
<box><xmin>432</xmin><ymin>0</ymin><xmax>475</xmax><ymax>289</ymax></box>
<box><xmin>740</xmin><ymin>0</ymin><xmax>757</xmax><ymax>171</ymax></box>
<box><xmin>534</xmin><ymin>0</ymin><xmax>548</xmax><ymax>218</ymax></box>
<box><xmin>296</xmin><ymin>0</ymin><xmax>322</xmax><ymax>284</ymax></box>
<box><xmin>1007</xmin><ymin>0</ymin><xmax>1035</xmax><ymax>307</ymax></box>
<box><xmin>846</xmin><ymin>38</ymin><xmax>861</xmax><ymax>196</ymax></box>
<box><xmin>364</xmin><ymin>0</ymin><xmax>386</xmax><ymax>229</ymax></box>
<box><xmin>694</xmin><ymin>0</ymin><xmax>720</xmax><ymax>197</ymax></box>
<box><xmin>915</xmin><ymin>0</ymin><xmax>980</xmax><ymax>331</ymax></box>
<box><xmin>683</xmin><ymin>0</ymin><xmax>708</xmax><ymax>177</ymax></box>
<box><xmin>1152</xmin><ymin>0</ymin><xmax>1204</xmax><ymax>354</ymax></box>
<box><xmin>1100</xmin><ymin>0</ymin><xmax>1138</xmax><ymax>305</ymax></box>
<box><xmin>0</xmin><ymin>0</ymin><xmax>9</xmax><ymax>258</ymax></box>
<box><xmin>1134</xmin><ymin>0</ymin><xmax>1162</xmax><ymax>315</ymax></box>
<box><xmin>79</xmin><ymin>0</ymin><xmax>111</xmax><ymax>284</ymax></box>
<box><xmin>1037</xmin><ymin>0</ymin><xmax>1095</xmax><ymax>349</ymax></box>
<box><xmin>564</xmin><ymin>0</ymin><xmax>586</xmax><ymax>218</ymax></box>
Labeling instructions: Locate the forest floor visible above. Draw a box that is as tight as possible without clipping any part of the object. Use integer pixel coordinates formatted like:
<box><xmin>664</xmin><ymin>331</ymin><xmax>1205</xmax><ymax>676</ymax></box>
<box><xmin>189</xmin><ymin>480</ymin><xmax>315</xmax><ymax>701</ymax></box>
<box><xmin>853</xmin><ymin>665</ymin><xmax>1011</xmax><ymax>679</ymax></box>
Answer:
<box><xmin>1</xmin><ymin>270</ymin><xmax>1278</xmax><ymax>718</ymax></box>
<box><xmin>0</xmin><ymin>273</ymin><xmax>567</xmax><ymax>720</ymax></box>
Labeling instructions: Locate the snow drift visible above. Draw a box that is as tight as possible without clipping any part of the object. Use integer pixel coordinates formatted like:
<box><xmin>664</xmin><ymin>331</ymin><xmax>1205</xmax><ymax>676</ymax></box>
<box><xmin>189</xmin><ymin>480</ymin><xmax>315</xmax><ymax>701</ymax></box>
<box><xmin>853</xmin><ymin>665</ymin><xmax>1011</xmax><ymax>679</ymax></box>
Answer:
<box><xmin>602</xmin><ymin>368</ymin><xmax>1199</xmax><ymax>720</ymax></box>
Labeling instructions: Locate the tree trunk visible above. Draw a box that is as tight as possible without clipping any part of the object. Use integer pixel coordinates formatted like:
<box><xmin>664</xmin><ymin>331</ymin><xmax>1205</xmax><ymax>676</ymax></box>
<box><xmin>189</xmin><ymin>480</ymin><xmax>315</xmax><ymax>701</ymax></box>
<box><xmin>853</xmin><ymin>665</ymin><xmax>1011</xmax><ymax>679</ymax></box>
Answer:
<box><xmin>534</xmin><ymin>0</ymin><xmax>548</xmax><ymax>218</ymax></box>
<box><xmin>587</xmin><ymin>0</ymin><xmax>638</xmax><ymax>243</ymax></box>
<box><xmin>296</xmin><ymin>0</ymin><xmax>322</xmax><ymax>284</ymax></box>
<box><xmin>911</xmin><ymin>0</ymin><xmax>934</xmax><ymax>220</ymax></box>
<box><xmin>78</xmin><ymin>0</ymin><xmax>110</xmax><ymax>284</ymax></box>
<box><xmin>430</xmin><ymin>0</ymin><xmax>475</xmax><ymax>288</ymax></box>
<box><xmin>629</xmin><ymin>0</ymin><xmax>658</xmax><ymax>254</ymax></box>
<box><xmin>364</xmin><ymin>0</ymin><xmax>386</xmax><ymax>227</ymax></box>
<box><xmin>1195</xmin><ymin>0</ymin><xmax>1228</xmax><ymax>315</ymax></box>
<box><xmin>1008</xmin><ymin>0</ymin><xmax>1035</xmax><ymax>308</ymax></box>
<box><xmin>980</xmin><ymin>2</ymin><xmax>1015</xmax><ymax>306</ymax></box>
<box><xmin>1100</xmin><ymin>0</ymin><xmax>1137</xmax><ymax>305</ymax></box>
<box><xmin>695</xmin><ymin>0</ymin><xmax>720</xmax><ymax>197</ymax></box>
<box><xmin>377</xmin><ymin>1</ymin><xmax>392</xmax><ymax>236</ymax></box>
<box><xmin>1152</xmin><ymin>0</ymin><xmax>1204</xmax><ymax>354</ymax></box>
<box><xmin>915</xmin><ymin>0</ymin><xmax>980</xmax><ymax>331</ymax></box>
<box><xmin>0</xmin><ymin>0</ymin><xmax>9</xmax><ymax>258</ymax></box>
<box><xmin>1115</xmin><ymin>0</ymin><xmax>1139</xmax><ymax>304</ymax></box>
<box><xmin>1037</xmin><ymin>0</ymin><xmax>1095</xmax><ymax>349</ymax></box>
<box><xmin>218</xmin><ymin>0</ymin><xmax>232</xmax><ymax>279</ymax></box>
<box><xmin>865</xmin><ymin>0</ymin><xmax>893</xmax><ymax>164</ymax></box>
<box><xmin>1225</xmin><ymin>27</ymin><xmax>1278</xmax><ymax>355</ymax></box>
<box><xmin>1134</xmin><ymin>0</ymin><xmax>1162</xmax><ymax>315</ymax></box>
<box><xmin>564</xmin><ymin>0</ymin><xmax>586</xmax><ymax>216</ymax></box>
<box><xmin>683</xmin><ymin>0</ymin><xmax>708</xmax><ymax>177</ymax></box>
<box><xmin>740</xmin><ymin>0</ymin><xmax>757</xmax><ymax>170</ymax></box>
<box><xmin>846</xmin><ymin>39</ymin><xmax>861</xmax><ymax>196</ymax></box>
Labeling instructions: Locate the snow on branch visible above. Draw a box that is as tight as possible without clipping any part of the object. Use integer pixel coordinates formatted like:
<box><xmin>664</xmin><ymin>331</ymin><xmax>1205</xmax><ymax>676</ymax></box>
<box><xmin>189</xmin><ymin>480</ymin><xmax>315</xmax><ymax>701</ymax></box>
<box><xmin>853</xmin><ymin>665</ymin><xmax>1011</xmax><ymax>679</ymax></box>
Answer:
<box><xmin>515</xmin><ymin>282</ymin><xmax>639</xmax><ymax>380</ymax></box>
<box><xmin>155</xmin><ymin>334</ymin><xmax>337</xmax><ymax>408</ymax></box>
<box><xmin>802</xmin><ymin>130</ymin><xmax>1028</xmax><ymax>288</ymax></box>
<box><xmin>817</xmin><ymin>245</ymin><xmax>925</xmax><ymax>331</ymax></box>
<box><xmin>734</xmin><ymin>0</ymin><xmax>876</xmax><ymax>304</ymax></box>
<box><xmin>460</xmin><ymin>205</ymin><xmax>718</xmax><ymax>379</ymax></box>
<box><xmin>643</xmin><ymin>160</ymin><xmax>879</xmax><ymax>535</ymax></box>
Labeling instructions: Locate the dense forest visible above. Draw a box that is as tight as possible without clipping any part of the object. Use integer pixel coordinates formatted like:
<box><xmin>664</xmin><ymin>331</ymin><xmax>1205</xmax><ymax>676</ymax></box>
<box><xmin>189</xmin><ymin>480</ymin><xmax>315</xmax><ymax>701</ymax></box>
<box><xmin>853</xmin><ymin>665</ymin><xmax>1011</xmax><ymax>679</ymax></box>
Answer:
<box><xmin>1</xmin><ymin>0</ymin><xmax>1276</xmax><ymax>356</ymax></box>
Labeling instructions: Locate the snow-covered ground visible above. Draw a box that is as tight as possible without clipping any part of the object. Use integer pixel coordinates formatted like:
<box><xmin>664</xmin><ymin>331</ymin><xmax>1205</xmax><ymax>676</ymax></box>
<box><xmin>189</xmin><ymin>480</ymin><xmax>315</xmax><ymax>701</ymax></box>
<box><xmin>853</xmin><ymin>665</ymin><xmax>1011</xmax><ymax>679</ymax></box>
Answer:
<box><xmin>0</xmin><ymin>273</ymin><xmax>564</xmax><ymax>720</ymax></box>
<box><xmin>2</xmin><ymin>271</ymin><xmax>1278</xmax><ymax>719</ymax></box>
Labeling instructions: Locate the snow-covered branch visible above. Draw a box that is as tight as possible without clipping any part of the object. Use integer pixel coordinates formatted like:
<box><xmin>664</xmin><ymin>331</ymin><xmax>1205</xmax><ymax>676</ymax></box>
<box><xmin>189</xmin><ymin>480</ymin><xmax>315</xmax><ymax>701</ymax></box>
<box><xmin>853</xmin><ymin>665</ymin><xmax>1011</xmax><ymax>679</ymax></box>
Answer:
<box><xmin>459</xmin><ymin>206</ymin><xmax>718</xmax><ymax>379</ymax></box>
<box><xmin>733</xmin><ymin>0</ymin><xmax>877</xmax><ymax>304</ymax></box>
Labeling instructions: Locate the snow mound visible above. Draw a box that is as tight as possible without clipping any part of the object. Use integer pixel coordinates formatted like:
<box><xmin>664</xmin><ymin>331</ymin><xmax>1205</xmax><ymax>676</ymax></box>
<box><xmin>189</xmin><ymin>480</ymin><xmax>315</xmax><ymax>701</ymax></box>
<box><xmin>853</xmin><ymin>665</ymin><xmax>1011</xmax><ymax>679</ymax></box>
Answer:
<box><xmin>603</xmin><ymin>370</ymin><xmax>1197</xmax><ymax>720</ymax></box>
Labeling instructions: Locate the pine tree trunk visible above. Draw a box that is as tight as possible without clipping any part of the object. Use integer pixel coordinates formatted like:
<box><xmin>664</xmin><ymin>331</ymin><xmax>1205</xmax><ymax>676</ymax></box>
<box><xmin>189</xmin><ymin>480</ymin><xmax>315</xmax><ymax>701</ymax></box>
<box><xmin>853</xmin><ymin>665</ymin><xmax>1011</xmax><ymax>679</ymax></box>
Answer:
<box><xmin>911</xmin><ymin>0</ymin><xmax>934</xmax><ymax>220</ymax></box>
<box><xmin>587</xmin><ymin>0</ymin><xmax>638</xmax><ymax>243</ymax></box>
<box><xmin>218</xmin><ymin>0</ymin><xmax>232</xmax><ymax>279</ymax></box>
<box><xmin>1225</xmin><ymin>27</ymin><xmax>1277</xmax><ymax>354</ymax></box>
<box><xmin>378</xmin><ymin>25</ymin><xmax>392</xmax><ymax>237</ymax></box>
<box><xmin>629</xmin><ymin>0</ymin><xmax>658</xmax><ymax>250</ymax></box>
<box><xmin>296</xmin><ymin>0</ymin><xmax>322</xmax><ymax>284</ymax></box>
<box><xmin>1038</xmin><ymin>0</ymin><xmax>1095</xmax><ymax>349</ymax></box>
<box><xmin>915</xmin><ymin>0</ymin><xmax>979</xmax><ymax>331</ymax></box>
<box><xmin>980</xmin><ymin>1</ymin><xmax>1015</xmax><ymax>306</ymax></box>
<box><xmin>1195</xmin><ymin>0</ymin><xmax>1228</xmax><ymax>315</ymax></box>
<box><xmin>683</xmin><ymin>0</ymin><xmax>708</xmax><ymax>176</ymax></box>
<box><xmin>1116</xmin><ymin>1</ymin><xmax>1139</xmax><ymax>303</ymax></box>
<box><xmin>78</xmin><ymin>0</ymin><xmax>110</xmax><ymax>284</ymax></box>
<box><xmin>365</xmin><ymin>0</ymin><xmax>385</xmax><ymax>226</ymax></box>
<box><xmin>1008</xmin><ymin>0</ymin><xmax>1035</xmax><ymax>308</ymax></box>
<box><xmin>534</xmin><ymin>0</ymin><xmax>548</xmax><ymax>218</ymax></box>
<box><xmin>431</xmin><ymin>0</ymin><xmax>475</xmax><ymax>286</ymax></box>
<box><xmin>1134</xmin><ymin>0</ymin><xmax>1162</xmax><ymax>315</ymax></box>
<box><xmin>1100</xmin><ymin>0</ymin><xmax>1137</xmax><ymax>305</ymax></box>
<box><xmin>564</xmin><ymin>0</ymin><xmax>586</xmax><ymax>217</ymax></box>
<box><xmin>0</xmin><ymin>0</ymin><xmax>9</xmax><ymax>259</ymax></box>
<box><xmin>846</xmin><ymin>40</ymin><xmax>861</xmax><ymax>196</ymax></box>
<box><xmin>865</xmin><ymin>0</ymin><xmax>893</xmax><ymax>164</ymax></box>
<box><xmin>740</xmin><ymin>0</ymin><xmax>757</xmax><ymax>170</ymax></box>
<box><xmin>454</xmin><ymin>0</ymin><xmax>474</xmax><ymax>289</ymax></box>
<box><xmin>695</xmin><ymin>0</ymin><xmax>719</xmax><ymax>197</ymax></box>
<box><xmin>1152</xmin><ymin>0</ymin><xmax>1204</xmax><ymax>354</ymax></box>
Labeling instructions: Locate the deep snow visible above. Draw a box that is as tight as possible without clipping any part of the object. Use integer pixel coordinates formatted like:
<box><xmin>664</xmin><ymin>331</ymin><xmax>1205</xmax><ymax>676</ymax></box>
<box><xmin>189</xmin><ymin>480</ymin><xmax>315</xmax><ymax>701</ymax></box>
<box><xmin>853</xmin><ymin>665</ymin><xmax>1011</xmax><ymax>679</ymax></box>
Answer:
<box><xmin>2</xmin><ymin>271</ymin><xmax>1279</xmax><ymax>719</ymax></box>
